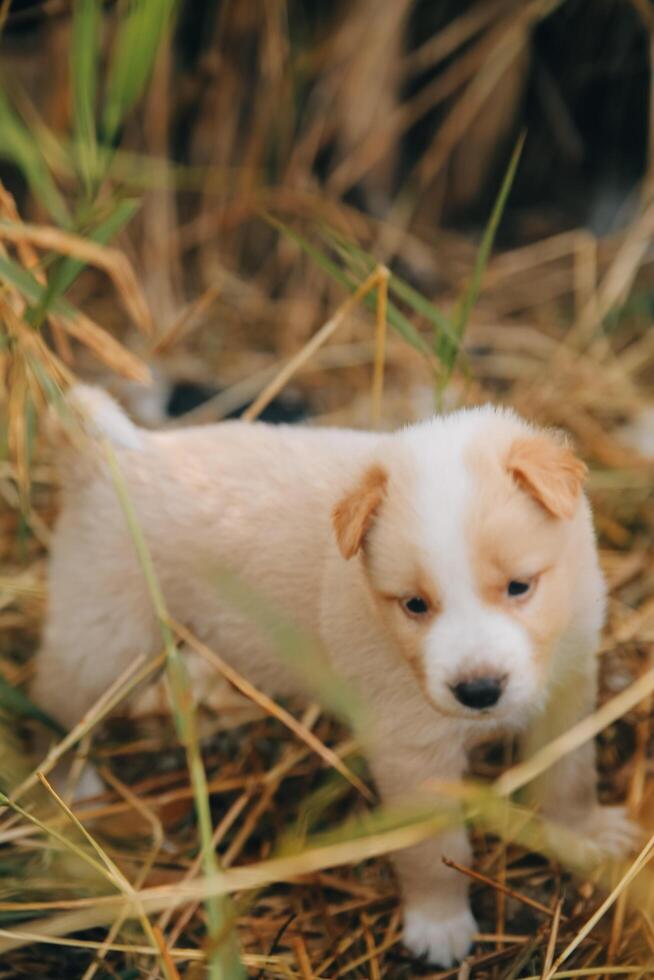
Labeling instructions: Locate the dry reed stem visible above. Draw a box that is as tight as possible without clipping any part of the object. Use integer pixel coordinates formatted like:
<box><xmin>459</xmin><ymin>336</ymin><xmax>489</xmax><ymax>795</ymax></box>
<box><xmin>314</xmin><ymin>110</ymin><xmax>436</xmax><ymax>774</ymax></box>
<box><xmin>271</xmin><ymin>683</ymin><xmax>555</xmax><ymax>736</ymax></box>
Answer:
<box><xmin>370</xmin><ymin>265</ymin><xmax>389</xmax><ymax>427</ymax></box>
<box><xmin>291</xmin><ymin>934</ymin><xmax>314</xmax><ymax>979</ymax></box>
<box><xmin>82</xmin><ymin>768</ymin><xmax>165</xmax><ymax>980</ymax></box>
<box><xmin>0</xmin><ymin>219</ymin><xmax>153</xmax><ymax>334</ymax></box>
<box><xmin>400</xmin><ymin>0</ymin><xmax>513</xmax><ymax>78</ymax></box>
<box><xmin>103</xmin><ymin>445</ymin><xmax>241</xmax><ymax>980</ymax></box>
<box><xmin>442</xmin><ymin>856</ymin><xmax>560</xmax><ymax>920</ymax></box>
<box><xmin>36</xmin><ymin>771</ymin><xmax>175</xmax><ymax>980</ymax></box>
<box><xmin>0</xmin><ymin>929</ymin><xmax>206</xmax><ymax>961</ymax></box>
<box><xmin>574</xmin><ymin>198</ymin><xmax>654</xmax><ymax>343</ymax></box>
<box><xmin>51</xmin><ymin>308</ymin><xmax>151</xmax><ymax>381</ymax></box>
<box><xmin>542</xmin><ymin>899</ymin><xmax>564</xmax><ymax>979</ymax></box>
<box><xmin>242</xmin><ymin>266</ymin><xmax>390</xmax><ymax>422</ymax></box>
<box><xmin>151</xmin><ymin>284</ymin><xmax>221</xmax><ymax>354</ymax></box>
<box><xmin>413</xmin><ymin>4</ymin><xmax>544</xmax><ymax>190</ymax></box>
<box><xmin>329</xmin><ymin>18</ymin><xmax>508</xmax><ymax>197</ymax></box>
<box><xmin>0</xmin><ymin>808</ymin><xmax>457</xmax><ymax>953</ymax></box>
<box><xmin>171</xmin><ymin>619</ymin><xmax>372</xmax><ymax>803</ymax></box>
<box><xmin>496</xmin><ymin>667</ymin><xmax>654</xmax><ymax>797</ymax></box>
<box><xmin>5</xmin><ymin>651</ymin><xmax>163</xmax><ymax>807</ymax></box>
<box><xmin>153</xmin><ymin>792</ymin><xmax>252</xmax><ymax>966</ymax></box>
<box><xmin>360</xmin><ymin>910</ymin><xmax>382</xmax><ymax>980</ymax></box>
<box><xmin>543</xmin><ymin>832</ymin><xmax>654</xmax><ymax>979</ymax></box>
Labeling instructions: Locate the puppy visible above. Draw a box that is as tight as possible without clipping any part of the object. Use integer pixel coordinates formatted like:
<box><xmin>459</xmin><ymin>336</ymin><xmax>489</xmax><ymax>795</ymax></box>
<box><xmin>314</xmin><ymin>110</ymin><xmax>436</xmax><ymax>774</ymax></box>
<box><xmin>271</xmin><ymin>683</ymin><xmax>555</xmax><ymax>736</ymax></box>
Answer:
<box><xmin>32</xmin><ymin>385</ymin><xmax>636</xmax><ymax>966</ymax></box>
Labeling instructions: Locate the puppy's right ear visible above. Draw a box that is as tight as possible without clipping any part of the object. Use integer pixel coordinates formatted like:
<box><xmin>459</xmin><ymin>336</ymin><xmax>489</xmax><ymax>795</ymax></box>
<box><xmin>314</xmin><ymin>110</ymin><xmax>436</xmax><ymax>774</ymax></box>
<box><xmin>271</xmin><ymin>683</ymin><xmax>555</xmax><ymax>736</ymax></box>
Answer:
<box><xmin>332</xmin><ymin>465</ymin><xmax>387</xmax><ymax>560</ymax></box>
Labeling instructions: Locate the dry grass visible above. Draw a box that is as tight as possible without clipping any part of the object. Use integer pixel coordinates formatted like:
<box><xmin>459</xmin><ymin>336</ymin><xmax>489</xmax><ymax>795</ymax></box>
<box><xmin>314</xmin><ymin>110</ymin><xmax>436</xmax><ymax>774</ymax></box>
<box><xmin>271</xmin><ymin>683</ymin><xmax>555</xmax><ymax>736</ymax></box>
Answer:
<box><xmin>1</xmin><ymin>1</ymin><xmax>654</xmax><ymax>978</ymax></box>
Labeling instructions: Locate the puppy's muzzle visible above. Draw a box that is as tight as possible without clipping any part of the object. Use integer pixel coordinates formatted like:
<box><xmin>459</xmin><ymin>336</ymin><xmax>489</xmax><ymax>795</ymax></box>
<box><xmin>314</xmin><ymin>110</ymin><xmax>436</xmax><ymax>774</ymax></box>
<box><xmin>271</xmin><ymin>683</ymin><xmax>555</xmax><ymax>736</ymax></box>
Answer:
<box><xmin>451</xmin><ymin>675</ymin><xmax>506</xmax><ymax>710</ymax></box>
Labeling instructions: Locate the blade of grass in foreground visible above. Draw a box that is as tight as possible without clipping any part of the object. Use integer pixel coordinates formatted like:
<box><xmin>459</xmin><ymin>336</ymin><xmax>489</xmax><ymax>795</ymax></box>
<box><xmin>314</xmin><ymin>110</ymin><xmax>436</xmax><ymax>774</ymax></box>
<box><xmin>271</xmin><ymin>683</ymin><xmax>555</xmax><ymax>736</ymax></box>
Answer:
<box><xmin>101</xmin><ymin>0</ymin><xmax>178</xmax><ymax>144</ymax></box>
<box><xmin>0</xmin><ymin>254</ymin><xmax>150</xmax><ymax>381</ymax></box>
<box><xmin>103</xmin><ymin>444</ymin><xmax>244</xmax><ymax>980</ymax></box>
<box><xmin>209</xmin><ymin>566</ymin><xmax>368</xmax><ymax>736</ymax></box>
<box><xmin>0</xmin><ymin>89</ymin><xmax>69</xmax><ymax>227</ymax></box>
<box><xmin>440</xmin><ymin>131</ymin><xmax>526</xmax><ymax>377</ymax></box>
<box><xmin>0</xmin><ymin>677</ymin><xmax>65</xmax><ymax>737</ymax></box>
<box><xmin>71</xmin><ymin>0</ymin><xmax>100</xmax><ymax>197</ymax></box>
<box><xmin>4</xmin><ymin>789</ymin><xmax>651</xmax><ymax>953</ymax></box>
<box><xmin>264</xmin><ymin>214</ymin><xmax>434</xmax><ymax>358</ymax></box>
<box><xmin>27</xmin><ymin>199</ymin><xmax>141</xmax><ymax>330</ymax></box>
<box><xmin>321</xmin><ymin>225</ymin><xmax>459</xmax><ymax>349</ymax></box>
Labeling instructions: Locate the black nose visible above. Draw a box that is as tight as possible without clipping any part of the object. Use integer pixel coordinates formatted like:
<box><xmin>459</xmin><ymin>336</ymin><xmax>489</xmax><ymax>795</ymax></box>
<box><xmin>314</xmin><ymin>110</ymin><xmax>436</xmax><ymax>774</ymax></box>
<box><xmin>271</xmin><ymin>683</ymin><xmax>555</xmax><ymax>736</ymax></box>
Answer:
<box><xmin>452</xmin><ymin>676</ymin><xmax>504</xmax><ymax>710</ymax></box>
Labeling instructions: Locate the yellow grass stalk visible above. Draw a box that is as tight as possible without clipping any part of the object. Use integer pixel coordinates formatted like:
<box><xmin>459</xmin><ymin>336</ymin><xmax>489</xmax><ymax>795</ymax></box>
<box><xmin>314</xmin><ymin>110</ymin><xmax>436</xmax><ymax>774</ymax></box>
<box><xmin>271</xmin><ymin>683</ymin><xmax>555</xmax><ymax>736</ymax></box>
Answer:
<box><xmin>103</xmin><ymin>442</ymin><xmax>244</xmax><ymax>980</ymax></box>
<box><xmin>0</xmin><ymin>930</ymin><xmax>206</xmax><ymax>962</ymax></box>
<box><xmin>36</xmin><ymin>772</ymin><xmax>175</xmax><ymax>980</ymax></box>
<box><xmin>0</xmin><ymin>805</ymin><xmax>456</xmax><ymax>953</ymax></box>
<box><xmin>52</xmin><ymin>308</ymin><xmax>151</xmax><ymax>382</ymax></box>
<box><xmin>575</xmin><ymin>197</ymin><xmax>654</xmax><ymax>343</ymax></box>
<box><xmin>171</xmin><ymin>619</ymin><xmax>373</xmax><ymax>802</ymax></box>
<box><xmin>82</xmin><ymin>769</ymin><xmax>165</xmax><ymax>980</ymax></box>
<box><xmin>6</xmin><ymin>651</ymin><xmax>163</xmax><ymax>807</ymax></box>
<box><xmin>151</xmin><ymin>283</ymin><xmax>221</xmax><ymax>354</ymax></box>
<box><xmin>370</xmin><ymin>266</ymin><xmax>389</xmax><ymax>427</ymax></box>
<box><xmin>242</xmin><ymin>266</ymin><xmax>390</xmax><ymax>421</ymax></box>
<box><xmin>0</xmin><ymin>219</ymin><xmax>153</xmax><ymax>335</ymax></box>
<box><xmin>496</xmin><ymin>666</ymin><xmax>654</xmax><ymax>797</ymax></box>
<box><xmin>541</xmin><ymin>899</ymin><xmax>564</xmax><ymax>979</ymax></box>
<box><xmin>542</xmin><ymin>831</ymin><xmax>654</xmax><ymax>980</ymax></box>
<box><xmin>0</xmin><ymin>789</ymin><xmax>113</xmax><ymax>882</ymax></box>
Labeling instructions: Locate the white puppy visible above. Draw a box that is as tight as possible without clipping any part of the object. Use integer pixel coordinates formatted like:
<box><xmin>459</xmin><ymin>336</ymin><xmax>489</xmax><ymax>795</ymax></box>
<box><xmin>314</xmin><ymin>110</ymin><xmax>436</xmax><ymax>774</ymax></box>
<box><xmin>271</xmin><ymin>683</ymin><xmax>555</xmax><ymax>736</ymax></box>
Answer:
<box><xmin>33</xmin><ymin>386</ymin><xmax>636</xmax><ymax>966</ymax></box>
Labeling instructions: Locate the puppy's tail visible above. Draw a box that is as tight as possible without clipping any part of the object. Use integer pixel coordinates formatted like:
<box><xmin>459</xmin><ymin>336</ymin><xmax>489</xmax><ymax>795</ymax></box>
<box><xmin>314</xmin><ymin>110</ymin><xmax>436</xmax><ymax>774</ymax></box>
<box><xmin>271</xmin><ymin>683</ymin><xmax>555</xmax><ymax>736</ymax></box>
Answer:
<box><xmin>64</xmin><ymin>384</ymin><xmax>143</xmax><ymax>451</ymax></box>
<box><xmin>49</xmin><ymin>384</ymin><xmax>143</xmax><ymax>482</ymax></box>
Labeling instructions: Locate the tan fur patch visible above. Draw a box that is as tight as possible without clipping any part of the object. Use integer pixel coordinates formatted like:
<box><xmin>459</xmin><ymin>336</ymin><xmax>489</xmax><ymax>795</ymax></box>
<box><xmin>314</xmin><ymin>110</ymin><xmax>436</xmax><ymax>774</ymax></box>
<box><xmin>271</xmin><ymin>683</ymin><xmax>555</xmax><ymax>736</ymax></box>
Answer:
<box><xmin>507</xmin><ymin>435</ymin><xmax>587</xmax><ymax>520</ymax></box>
<box><xmin>332</xmin><ymin>464</ymin><xmax>388</xmax><ymax>560</ymax></box>
<box><xmin>466</xmin><ymin>428</ymin><xmax>581</xmax><ymax>674</ymax></box>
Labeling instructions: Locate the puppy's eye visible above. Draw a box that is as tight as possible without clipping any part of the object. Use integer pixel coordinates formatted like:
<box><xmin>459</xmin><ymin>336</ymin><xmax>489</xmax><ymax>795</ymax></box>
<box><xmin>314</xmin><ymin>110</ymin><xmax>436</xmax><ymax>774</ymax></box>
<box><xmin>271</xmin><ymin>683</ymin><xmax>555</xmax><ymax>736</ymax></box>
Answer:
<box><xmin>507</xmin><ymin>579</ymin><xmax>532</xmax><ymax>598</ymax></box>
<box><xmin>401</xmin><ymin>596</ymin><xmax>430</xmax><ymax>618</ymax></box>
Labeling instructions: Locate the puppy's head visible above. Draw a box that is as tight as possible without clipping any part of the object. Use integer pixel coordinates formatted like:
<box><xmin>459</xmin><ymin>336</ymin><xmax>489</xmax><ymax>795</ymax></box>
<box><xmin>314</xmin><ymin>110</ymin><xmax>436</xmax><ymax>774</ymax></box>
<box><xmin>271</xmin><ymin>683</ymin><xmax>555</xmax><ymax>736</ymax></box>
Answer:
<box><xmin>333</xmin><ymin>408</ymin><xmax>593</xmax><ymax>727</ymax></box>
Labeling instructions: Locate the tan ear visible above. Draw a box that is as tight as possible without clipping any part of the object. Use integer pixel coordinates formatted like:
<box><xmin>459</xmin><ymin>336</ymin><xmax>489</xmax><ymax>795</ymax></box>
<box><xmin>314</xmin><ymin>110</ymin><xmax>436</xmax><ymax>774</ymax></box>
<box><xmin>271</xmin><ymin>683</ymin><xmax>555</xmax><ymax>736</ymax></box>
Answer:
<box><xmin>332</xmin><ymin>465</ymin><xmax>388</xmax><ymax>560</ymax></box>
<box><xmin>507</xmin><ymin>435</ymin><xmax>587</xmax><ymax>519</ymax></box>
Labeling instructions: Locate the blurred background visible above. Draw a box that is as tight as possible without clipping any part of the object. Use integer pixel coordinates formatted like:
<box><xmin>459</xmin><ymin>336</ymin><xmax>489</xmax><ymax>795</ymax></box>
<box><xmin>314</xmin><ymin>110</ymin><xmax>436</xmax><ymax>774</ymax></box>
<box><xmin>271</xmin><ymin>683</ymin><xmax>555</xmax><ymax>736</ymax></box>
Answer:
<box><xmin>1</xmin><ymin>0</ymin><xmax>653</xmax><ymax>434</ymax></box>
<box><xmin>1</xmin><ymin>1</ymin><xmax>654</xmax><ymax>978</ymax></box>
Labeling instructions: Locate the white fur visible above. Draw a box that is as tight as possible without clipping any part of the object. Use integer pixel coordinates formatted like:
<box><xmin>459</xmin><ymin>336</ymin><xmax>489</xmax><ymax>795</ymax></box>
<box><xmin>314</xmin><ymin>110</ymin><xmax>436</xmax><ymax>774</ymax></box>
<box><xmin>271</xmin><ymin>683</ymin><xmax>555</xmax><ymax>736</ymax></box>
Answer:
<box><xmin>404</xmin><ymin>904</ymin><xmax>477</xmax><ymax>968</ymax></box>
<box><xmin>71</xmin><ymin>384</ymin><xmax>143</xmax><ymax>451</ymax></box>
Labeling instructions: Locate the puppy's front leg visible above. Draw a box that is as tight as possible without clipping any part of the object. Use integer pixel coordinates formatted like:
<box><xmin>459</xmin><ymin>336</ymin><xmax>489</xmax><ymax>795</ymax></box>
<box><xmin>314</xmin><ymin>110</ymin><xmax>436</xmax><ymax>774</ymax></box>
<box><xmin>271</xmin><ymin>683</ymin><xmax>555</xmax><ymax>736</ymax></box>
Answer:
<box><xmin>523</xmin><ymin>656</ymin><xmax>639</xmax><ymax>863</ymax></box>
<box><xmin>369</xmin><ymin>740</ymin><xmax>476</xmax><ymax>967</ymax></box>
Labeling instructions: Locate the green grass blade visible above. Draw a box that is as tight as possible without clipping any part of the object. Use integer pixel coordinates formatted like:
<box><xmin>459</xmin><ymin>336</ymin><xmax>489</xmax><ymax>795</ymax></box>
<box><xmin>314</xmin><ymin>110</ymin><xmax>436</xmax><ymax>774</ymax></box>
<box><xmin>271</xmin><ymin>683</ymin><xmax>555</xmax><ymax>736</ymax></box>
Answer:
<box><xmin>54</xmin><ymin>198</ymin><xmax>140</xmax><ymax>296</ymax></box>
<box><xmin>320</xmin><ymin>226</ymin><xmax>458</xmax><ymax>349</ymax></box>
<box><xmin>28</xmin><ymin>199</ymin><xmax>141</xmax><ymax>329</ymax></box>
<box><xmin>210</xmin><ymin>567</ymin><xmax>368</xmax><ymax>734</ymax></box>
<box><xmin>71</xmin><ymin>0</ymin><xmax>101</xmax><ymax>195</ymax></box>
<box><xmin>266</xmin><ymin>214</ymin><xmax>434</xmax><ymax>358</ymax></box>
<box><xmin>388</xmin><ymin>274</ymin><xmax>457</xmax><ymax>347</ymax></box>
<box><xmin>0</xmin><ymin>200</ymin><xmax>138</xmax><ymax>331</ymax></box>
<box><xmin>442</xmin><ymin>131</ymin><xmax>525</xmax><ymax>372</ymax></box>
<box><xmin>0</xmin><ymin>676</ymin><xmax>65</xmax><ymax>736</ymax></box>
<box><xmin>101</xmin><ymin>0</ymin><xmax>178</xmax><ymax>144</ymax></box>
<box><xmin>0</xmin><ymin>89</ymin><xmax>69</xmax><ymax>226</ymax></box>
<box><xmin>266</xmin><ymin>213</ymin><xmax>352</xmax><ymax>289</ymax></box>
<box><xmin>103</xmin><ymin>445</ymin><xmax>244</xmax><ymax>980</ymax></box>
<box><xmin>0</xmin><ymin>253</ymin><xmax>52</xmax><ymax>306</ymax></box>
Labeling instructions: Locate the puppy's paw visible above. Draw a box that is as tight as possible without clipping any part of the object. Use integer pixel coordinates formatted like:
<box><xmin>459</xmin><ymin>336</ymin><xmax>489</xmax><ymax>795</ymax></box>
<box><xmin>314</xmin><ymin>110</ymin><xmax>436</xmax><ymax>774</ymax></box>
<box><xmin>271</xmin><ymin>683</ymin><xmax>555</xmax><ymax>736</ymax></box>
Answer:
<box><xmin>403</xmin><ymin>904</ymin><xmax>477</xmax><ymax>967</ymax></box>
<box><xmin>578</xmin><ymin>805</ymin><xmax>642</xmax><ymax>860</ymax></box>
<box><xmin>547</xmin><ymin>805</ymin><xmax>642</xmax><ymax>866</ymax></box>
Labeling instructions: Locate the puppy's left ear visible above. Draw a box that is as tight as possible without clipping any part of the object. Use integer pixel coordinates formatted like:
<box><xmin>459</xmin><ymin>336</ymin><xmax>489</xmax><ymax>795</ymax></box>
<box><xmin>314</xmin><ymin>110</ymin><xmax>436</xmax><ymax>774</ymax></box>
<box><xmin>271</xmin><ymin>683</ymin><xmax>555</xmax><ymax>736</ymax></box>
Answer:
<box><xmin>507</xmin><ymin>435</ymin><xmax>587</xmax><ymax>519</ymax></box>
<box><xmin>333</xmin><ymin>465</ymin><xmax>387</xmax><ymax>559</ymax></box>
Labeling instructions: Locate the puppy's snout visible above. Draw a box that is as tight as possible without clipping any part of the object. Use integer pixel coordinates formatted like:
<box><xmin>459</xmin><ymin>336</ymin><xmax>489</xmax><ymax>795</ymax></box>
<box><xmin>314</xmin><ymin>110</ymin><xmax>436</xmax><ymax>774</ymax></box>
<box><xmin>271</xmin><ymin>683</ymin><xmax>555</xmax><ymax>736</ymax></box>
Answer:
<box><xmin>452</xmin><ymin>675</ymin><xmax>505</xmax><ymax>710</ymax></box>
